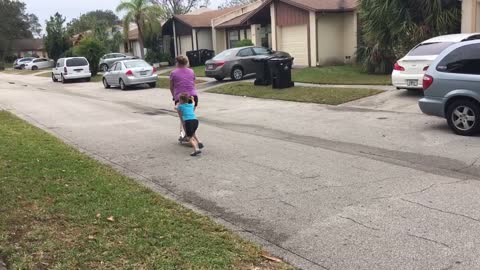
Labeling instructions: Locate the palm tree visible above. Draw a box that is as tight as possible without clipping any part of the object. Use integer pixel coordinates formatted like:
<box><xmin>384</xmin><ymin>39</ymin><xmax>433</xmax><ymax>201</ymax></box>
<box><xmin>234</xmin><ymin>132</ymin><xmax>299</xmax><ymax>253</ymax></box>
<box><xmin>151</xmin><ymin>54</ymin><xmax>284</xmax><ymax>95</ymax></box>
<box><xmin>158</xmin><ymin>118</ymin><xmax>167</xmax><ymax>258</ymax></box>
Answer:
<box><xmin>357</xmin><ymin>0</ymin><xmax>461</xmax><ymax>74</ymax></box>
<box><xmin>116</xmin><ymin>0</ymin><xmax>163</xmax><ymax>59</ymax></box>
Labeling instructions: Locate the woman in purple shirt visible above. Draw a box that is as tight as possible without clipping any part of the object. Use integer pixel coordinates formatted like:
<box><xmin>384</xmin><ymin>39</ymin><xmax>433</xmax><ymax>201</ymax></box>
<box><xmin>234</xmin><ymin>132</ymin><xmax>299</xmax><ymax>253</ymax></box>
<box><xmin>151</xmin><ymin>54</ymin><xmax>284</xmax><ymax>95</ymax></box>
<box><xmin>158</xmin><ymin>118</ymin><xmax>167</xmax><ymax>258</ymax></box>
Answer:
<box><xmin>170</xmin><ymin>56</ymin><xmax>201</xmax><ymax>142</ymax></box>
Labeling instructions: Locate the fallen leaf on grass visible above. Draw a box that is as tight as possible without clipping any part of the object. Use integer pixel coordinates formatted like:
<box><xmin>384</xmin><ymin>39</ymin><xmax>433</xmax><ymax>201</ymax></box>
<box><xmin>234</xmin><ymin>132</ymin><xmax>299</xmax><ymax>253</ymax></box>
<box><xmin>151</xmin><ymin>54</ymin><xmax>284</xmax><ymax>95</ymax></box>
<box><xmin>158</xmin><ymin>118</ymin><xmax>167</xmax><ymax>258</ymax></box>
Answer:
<box><xmin>261</xmin><ymin>253</ymin><xmax>283</xmax><ymax>263</ymax></box>
<box><xmin>87</xmin><ymin>235</ymin><xmax>95</xmax><ymax>240</ymax></box>
<box><xmin>106</xmin><ymin>216</ymin><xmax>115</xmax><ymax>222</ymax></box>
<box><xmin>96</xmin><ymin>213</ymin><xmax>101</xmax><ymax>218</ymax></box>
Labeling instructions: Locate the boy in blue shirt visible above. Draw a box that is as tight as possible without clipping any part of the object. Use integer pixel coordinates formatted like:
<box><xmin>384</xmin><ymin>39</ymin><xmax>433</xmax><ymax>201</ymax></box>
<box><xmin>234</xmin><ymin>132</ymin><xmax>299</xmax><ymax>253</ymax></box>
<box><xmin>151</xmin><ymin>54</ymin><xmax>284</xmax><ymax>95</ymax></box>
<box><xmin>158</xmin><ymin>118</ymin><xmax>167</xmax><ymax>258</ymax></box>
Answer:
<box><xmin>176</xmin><ymin>93</ymin><xmax>203</xmax><ymax>156</ymax></box>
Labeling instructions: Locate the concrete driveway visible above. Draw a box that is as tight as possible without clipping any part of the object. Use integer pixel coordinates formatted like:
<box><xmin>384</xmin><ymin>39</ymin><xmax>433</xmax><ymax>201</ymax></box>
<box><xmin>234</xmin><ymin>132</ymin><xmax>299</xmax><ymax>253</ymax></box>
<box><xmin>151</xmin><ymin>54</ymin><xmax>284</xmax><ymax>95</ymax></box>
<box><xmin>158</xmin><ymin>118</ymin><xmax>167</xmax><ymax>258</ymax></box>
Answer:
<box><xmin>1</xmin><ymin>73</ymin><xmax>480</xmax><ymax>270</ymax></box>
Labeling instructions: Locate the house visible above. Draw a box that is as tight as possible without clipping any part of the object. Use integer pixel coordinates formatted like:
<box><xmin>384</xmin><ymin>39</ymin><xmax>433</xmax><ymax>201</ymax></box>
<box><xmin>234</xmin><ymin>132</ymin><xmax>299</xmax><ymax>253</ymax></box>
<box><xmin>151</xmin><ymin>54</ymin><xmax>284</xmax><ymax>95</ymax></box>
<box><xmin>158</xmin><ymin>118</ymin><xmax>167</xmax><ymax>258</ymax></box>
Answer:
<box><xmin>461</xmin><ymin>0</ymin><xmax>480</xmax><ymax>33</ymax></box>
<box><xmin>163</xmin><ymin>0</ymin><xmax>358</xmax><ymax>67</ymax></box>
<box><xmin>11</xmin><ymin>39</ymin><xmax>48</xmax><ymax>58</ymax></box>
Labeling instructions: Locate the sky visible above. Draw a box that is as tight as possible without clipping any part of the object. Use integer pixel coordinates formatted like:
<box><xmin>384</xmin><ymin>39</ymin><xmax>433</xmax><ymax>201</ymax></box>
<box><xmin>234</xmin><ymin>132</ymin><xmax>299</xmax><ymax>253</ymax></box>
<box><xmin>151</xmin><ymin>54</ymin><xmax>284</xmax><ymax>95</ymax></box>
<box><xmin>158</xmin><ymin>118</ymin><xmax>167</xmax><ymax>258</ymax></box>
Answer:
<box><xmin>23</xmin><ymin>0</ymin><xmax>225</xmax><ymax>29</ymax></box>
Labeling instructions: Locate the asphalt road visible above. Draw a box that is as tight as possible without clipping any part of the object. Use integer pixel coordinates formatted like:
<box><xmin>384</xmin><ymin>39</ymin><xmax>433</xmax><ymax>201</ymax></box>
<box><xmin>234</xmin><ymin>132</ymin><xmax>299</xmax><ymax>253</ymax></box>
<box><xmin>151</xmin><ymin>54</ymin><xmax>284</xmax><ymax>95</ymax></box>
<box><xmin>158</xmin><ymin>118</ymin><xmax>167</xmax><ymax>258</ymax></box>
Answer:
<box><xmin>1</xmin><ymin>73</ymin><xmax>480</xmax><ymax>270</ymax></box>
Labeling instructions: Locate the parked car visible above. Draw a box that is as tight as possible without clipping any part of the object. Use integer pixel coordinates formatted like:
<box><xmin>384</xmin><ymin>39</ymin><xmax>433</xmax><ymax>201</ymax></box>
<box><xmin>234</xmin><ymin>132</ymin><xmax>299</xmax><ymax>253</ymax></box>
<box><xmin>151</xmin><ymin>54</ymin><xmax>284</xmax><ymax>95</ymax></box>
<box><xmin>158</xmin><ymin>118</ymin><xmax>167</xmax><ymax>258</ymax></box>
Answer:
<box><xmin>392</xmin><ymin>33</ymin><xmax>480</xmax><ymax>90</ymax></box>
<box><xmin>99</xmin><ymin>53</ymin><xmax>136</xmax><ymax>72</ymax></box>
<box><xmin>24</xmin><ymin>58</ymin><xmax>54</xmax><ymax>70</ymax></box>
<box><xmin>13</xmin><ymin>57</ymin><xmax>35</xmax><ymax>69</ymax></box>
<box><xmin>52</xmin><ymin>57</ymin><xmax>91</xmax><ymax>83</ymax></box>
<box><xmin>419</xmin><ymin>40</ymin><xmax>480</xmax><ymax>136</ymax></box>
<box><xmin>102</xmin><ymin>59</ymin><xmax>157</xmax><ymax>90</ymax></box>
<box><xmin>205</xmin><ymin>46</ymin><xmax>290</xmax><ymax>81</ymax></box>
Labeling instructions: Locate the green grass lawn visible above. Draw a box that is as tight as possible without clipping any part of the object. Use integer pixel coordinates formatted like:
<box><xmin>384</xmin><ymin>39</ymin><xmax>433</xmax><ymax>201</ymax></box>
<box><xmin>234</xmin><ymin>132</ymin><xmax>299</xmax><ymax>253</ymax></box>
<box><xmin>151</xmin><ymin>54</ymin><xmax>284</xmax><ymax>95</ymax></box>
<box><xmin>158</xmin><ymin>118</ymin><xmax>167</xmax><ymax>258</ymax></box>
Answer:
<box><xmin>0</xmin><ymin>111</ymin><xmax>288</xmax><ymax>269</ymax></box>
<box><xmin>192</xmin><ymin>65</ymin><xmax>206</xmax><ymax>77</ymax></box>
<box><xmin>292</xmin><ymin>65</ymin><xmax>391</xmax><ymax>85</ymax></box>
<box><xmin>35</xmin><ymin>71</ymin><xmax>53</xmax><ymax>77</ymax></box>
<box><xmin>157</xmin><ymin>77</ymin><xmax>207</xmax><ymax>89</ymax></box>
<box><xmin>207</xmin><ymin>82</ymin><xmax>383</xmax><ymax>105</ymax></box>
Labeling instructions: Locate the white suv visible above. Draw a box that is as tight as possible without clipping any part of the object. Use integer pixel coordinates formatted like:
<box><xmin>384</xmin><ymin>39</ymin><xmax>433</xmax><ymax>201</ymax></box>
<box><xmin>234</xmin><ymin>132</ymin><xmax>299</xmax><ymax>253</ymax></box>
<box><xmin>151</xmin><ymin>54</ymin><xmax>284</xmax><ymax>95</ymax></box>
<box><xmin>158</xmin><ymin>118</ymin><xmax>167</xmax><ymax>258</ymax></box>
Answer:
<box><xmin>52</xmin><ymin>57</ymin><xmax>91</xmax><ymax>83</ymax></box>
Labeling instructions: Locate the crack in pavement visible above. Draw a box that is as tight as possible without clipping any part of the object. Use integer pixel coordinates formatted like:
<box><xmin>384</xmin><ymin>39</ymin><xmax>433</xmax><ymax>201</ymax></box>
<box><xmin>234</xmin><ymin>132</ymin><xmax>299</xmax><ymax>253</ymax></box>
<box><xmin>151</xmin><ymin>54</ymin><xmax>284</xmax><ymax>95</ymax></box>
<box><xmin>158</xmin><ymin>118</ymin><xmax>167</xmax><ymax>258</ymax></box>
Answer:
<box><xmin>401</xmin><ymin>198</ymin><xmax>480</xmax><ymax>223</ymax></box>
<box><xmin>338</xmin><ymin>216</ymin><xmax>380</xmax><ymax>231</ymax></box>
<box><xmin>407</xmin><ymin>233</ymin><xmax>451</xmax><ymax>249</ymax></box>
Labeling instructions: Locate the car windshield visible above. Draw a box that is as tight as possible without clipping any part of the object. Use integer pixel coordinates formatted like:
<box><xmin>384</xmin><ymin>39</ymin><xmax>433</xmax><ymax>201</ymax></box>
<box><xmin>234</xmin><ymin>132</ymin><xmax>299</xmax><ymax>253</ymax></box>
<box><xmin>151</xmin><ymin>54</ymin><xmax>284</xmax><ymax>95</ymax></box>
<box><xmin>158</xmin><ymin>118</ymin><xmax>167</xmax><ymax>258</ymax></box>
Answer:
<box><xmin>408</xmin><ymin>42</ymin><xmax>455</xmax><ymax>56</ymax></box>
<box><xmin>124</xmin><ymin>60</ymin><xmax>150</xmax><ymax>68</ymax></box>
<box><xmin>213</xmin><ymin>50</ymin><xmax>235</xmax><ymax>60</ymax></box>
<box><xmin>66</xmin><ymin>58</ymin><xmax>88</xmax><ymax>67</ymax></box>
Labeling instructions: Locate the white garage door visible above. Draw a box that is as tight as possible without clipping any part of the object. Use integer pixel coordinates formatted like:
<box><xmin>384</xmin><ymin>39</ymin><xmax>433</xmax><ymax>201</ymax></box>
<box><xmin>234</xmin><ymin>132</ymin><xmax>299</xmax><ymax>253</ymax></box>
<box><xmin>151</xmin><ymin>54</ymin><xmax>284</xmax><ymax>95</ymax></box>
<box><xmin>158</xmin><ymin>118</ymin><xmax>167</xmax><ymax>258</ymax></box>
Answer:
<box><xmin>279</xmin><ymin>24</ymin><xmax>308</xmax><ymax>66</ymax></box>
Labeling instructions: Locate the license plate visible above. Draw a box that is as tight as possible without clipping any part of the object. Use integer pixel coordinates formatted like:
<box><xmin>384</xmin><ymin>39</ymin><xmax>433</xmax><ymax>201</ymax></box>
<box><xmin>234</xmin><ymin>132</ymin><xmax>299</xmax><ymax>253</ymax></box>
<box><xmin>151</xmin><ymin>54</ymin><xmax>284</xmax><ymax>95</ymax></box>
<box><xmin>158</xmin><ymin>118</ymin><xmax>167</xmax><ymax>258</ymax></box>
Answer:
<box><xmin>74</xmin><ymin>69</ymin><xmax>83</xmax><ymax>72</ymax></box>
<box><xmin>207</xmin><ymin>64</ymin><xmax>214</xmax><ymax>70</ymax></box>
<box><xmin>140</xmin><ymin>71</ymin><xmax>147</xmax><ymax>76</ymax></box>
<box><xmin>407</xmin><ymin>80</ymin><xmax>418</xmax><ymax>87</ymax></box>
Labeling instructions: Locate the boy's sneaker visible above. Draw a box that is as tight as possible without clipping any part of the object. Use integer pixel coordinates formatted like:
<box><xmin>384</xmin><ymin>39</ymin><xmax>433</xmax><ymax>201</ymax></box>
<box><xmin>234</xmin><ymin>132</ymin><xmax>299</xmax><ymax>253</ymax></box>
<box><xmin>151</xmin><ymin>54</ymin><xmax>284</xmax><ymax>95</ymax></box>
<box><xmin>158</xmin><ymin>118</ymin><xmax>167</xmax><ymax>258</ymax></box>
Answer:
<box><xmin>190</xmin><ymin>150</ymin><xmax>202</xmax><ymax>157</ymax></box>
<box><xmin>198</xmin><ymin>143</ymin><xmax>204</xmax><ymax>149</ymax></box>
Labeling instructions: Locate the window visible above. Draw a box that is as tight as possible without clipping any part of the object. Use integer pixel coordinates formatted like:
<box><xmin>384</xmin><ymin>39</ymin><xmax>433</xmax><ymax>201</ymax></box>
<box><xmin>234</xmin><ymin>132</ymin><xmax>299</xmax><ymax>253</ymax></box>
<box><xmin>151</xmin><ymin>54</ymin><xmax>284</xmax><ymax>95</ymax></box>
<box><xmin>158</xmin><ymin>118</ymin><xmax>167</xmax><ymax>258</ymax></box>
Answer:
<box><xmin>124</xmin><ymin>60</ymin><xmax>150</xmax><ymax>68</ymax></box>
<box><xmin>114</xmin><ymin>54</ymin><xmax>126</xmax><ymax>58</ymax></box>
<box><xmin>408</xmin><ymin>42</ymin><xmax>454</xmax><ymax>56</ymax></box>
<box><xmin>114</xmin><ymin>63</ymin><xmax>123</xmax><ymax>71</ymax></box>
<box><xmin>252</xmin><ymin>47</ymin><xmax>270</xmax><ymax>55</ymax></box>
<box><xmin>34</xmin><ymin>59</ymin><xmax>47</xmax><ymax>63</ymax></box>
<box><xmin>228</xmin><ymin>30</ymin><xmax>240</xmax><ymax>48</ymax></box>
<box><xmin>212</xmin><ymin>50</ymin><xmax>234</xmax><ymax>60</ymax></box>
<box><xmin>66</xmin><ymin>58</ymin><xmax>88</xmax><ymax>67</ymax></box>
<box><xmin>56</xmin><ymin>59</ymin><xmax>64</xmax><ymax>67</ymax></box>
<box><xmin>237</xmin><ymin>48</ymin><xmax>254</xmax><ymax>57</ymax></box>
<box><xmin>437</xmin><ymin>43</ymin><xmax>480</xmax><ymax>75</ymax></box>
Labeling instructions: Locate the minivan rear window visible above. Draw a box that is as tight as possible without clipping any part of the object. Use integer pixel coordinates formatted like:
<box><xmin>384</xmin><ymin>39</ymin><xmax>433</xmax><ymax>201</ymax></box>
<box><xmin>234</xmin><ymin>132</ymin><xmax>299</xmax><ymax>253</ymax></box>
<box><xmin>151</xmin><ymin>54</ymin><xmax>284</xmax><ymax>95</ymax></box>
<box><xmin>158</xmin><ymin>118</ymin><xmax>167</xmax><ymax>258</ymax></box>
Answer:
<box><xmin>408</xmin><ymin>42</ymin><xmax>454</xmax><ymax>56</ymax></box>
<box><xmin>66</xmin><ymin>58</ymin><xmax>88</xmax><ymax>67</ymax></box>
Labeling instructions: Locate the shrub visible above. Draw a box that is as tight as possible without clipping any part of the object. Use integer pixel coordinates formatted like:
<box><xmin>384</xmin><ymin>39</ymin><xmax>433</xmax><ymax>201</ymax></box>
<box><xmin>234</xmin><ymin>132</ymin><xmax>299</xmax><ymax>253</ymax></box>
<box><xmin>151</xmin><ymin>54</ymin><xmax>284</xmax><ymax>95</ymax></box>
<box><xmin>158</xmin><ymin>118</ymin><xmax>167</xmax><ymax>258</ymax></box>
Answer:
<box><xmin>145</xmin><ymin>50</ymin><xmax>172</xmax><ymax>65</ymax></box>
<box><xmin>236</xmin><ymin>39</ymin><xmax>254</xmax><ymax>47</ymax></box>
<box><xmin>73</xmin><ymin>37</ymin><xmax>107</xmax><ymax>76</ymax></box>
<box><xmin>0</xmin><ymin>62</ymin><xmax>5</xmax><ymax>71</ymax></box>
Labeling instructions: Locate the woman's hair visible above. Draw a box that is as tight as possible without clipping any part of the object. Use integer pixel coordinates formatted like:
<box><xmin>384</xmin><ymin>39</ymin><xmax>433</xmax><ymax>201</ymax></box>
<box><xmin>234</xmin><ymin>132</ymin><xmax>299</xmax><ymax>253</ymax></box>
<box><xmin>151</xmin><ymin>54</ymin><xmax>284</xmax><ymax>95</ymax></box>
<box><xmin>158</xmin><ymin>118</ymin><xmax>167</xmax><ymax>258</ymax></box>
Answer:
<box><xmin>176</xmin><ymin>56</ymin><xmax>189</xmax><ymax>66</ymax></box>
<box><xmin>179</xmin><ymin>93</ymin><xmax>189</xmax><ymax>103</ymax></box>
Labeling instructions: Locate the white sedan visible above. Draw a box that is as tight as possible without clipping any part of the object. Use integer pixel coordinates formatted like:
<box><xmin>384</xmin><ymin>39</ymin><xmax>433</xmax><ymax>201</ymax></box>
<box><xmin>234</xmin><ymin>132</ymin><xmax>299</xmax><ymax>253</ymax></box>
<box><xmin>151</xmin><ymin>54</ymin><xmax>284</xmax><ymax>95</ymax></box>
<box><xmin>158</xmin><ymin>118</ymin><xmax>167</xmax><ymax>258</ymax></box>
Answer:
<box><xmin>392</xmin><ymin>33</ymin><xmax>480</xmax><ymax>90</ymax></box>
<box><xmin>24</xmin><ymin>58</ymin><xmax>54</xmax><ymax>70</ymax></box>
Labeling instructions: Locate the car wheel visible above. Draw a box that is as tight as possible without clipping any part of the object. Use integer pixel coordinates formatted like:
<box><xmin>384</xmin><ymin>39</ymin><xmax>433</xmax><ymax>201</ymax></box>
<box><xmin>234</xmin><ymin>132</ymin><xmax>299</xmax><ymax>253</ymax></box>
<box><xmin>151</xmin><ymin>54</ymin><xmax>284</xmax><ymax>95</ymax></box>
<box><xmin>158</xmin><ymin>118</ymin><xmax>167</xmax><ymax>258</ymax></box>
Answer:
<box><xmin>20</xmin><ymin>64</ymin><xmax>25</xmax><ymax>70</ymax></box>
<box><xmin>120</xmin><ymin>79</ymin><xmax>127</xmax><ymax>90</ymax></box>
<box><xmin>148</xmin><ymin>82</ymin><xmax>156</xmax><ymax>88</ymax></box>
<box><xmin>446</xmin><ymin>99</ymin><xmax>480</xmax><ymax>136</ymax></box>
<box><xmin>52</xmin><ymin>73</ymin><xmax>58</xmax><ymax>82</ymax></box>
<box><xmin>215</xmin><ymin>77</ymin><xmax>224</xmax><ymax>81</ymax></box>
<box><xmin>85</xmin><ymin>77</ymin><xmax>91</xmax><ymax>82</ymax></box>
<box><xmin>231</xmin><ymin>67</ymin><xmax>244</xmax><ymax>81</ymax></box>
<box><xmin>103</xmin><ymin>78</ymin><xmax>110</xmax><ymax>89</ymax></box>
<box><xmin>61</xmin><ymin>74</ymin><xmax>68</xmax><ymax>84</ymax></box>
<box><xmin>32</xmin><ymin>66</ymin><xmax>38</xmax><ymax>71</ymax></box>
<box><xmin>101</xmin><ymin>64</ymin><xmax>109</xmax><ymax>72</ymax></box>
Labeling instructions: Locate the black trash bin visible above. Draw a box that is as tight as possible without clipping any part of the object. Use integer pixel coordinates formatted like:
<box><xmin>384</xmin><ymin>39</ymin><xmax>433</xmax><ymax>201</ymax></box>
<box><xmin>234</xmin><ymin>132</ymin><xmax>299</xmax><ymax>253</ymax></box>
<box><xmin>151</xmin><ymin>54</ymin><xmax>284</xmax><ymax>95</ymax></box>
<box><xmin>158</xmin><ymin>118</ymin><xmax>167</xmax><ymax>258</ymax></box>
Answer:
<box><xmin>252</xmin><ymin>57</ymin><xmax>272</xmax><ymax>86</ymax></box>
<box><xmin>268</xmin><ymin>57</ymin><xmax>295</xmax><ymax>89</ymax></box>
<box><xmin>186</xmin><ymin>50</ymin><xmax>201</xmax><ymax>67</ymax></box>
<box><xmin>199</xmin><ymin>49</ymin><xmax>215</xmax><ymax>65</ymax></box>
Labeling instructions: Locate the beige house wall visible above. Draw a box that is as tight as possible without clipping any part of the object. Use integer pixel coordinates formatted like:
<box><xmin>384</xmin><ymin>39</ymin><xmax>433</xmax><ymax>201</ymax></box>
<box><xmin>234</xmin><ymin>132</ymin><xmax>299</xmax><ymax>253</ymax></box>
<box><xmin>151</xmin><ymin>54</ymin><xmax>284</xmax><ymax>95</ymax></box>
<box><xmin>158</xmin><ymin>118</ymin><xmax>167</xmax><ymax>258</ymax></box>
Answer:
<box><xmin>178</xmin><ymin>35</ymin><xmax>193</xmax><ymax>56</ymax></box>
<box><xmin>215</xmin><ymin>28</ymin><xmax>227</xmax><ymax>53</ymax></box>
<box><xmin>462</xmin><ymin>0</ymin><xmax>480</xmax><ymax>33</ymax></box>
<box><xmin>316</xmin><ymin>12</ymin><xmax>357</xmax><ymax>66</ymax></box>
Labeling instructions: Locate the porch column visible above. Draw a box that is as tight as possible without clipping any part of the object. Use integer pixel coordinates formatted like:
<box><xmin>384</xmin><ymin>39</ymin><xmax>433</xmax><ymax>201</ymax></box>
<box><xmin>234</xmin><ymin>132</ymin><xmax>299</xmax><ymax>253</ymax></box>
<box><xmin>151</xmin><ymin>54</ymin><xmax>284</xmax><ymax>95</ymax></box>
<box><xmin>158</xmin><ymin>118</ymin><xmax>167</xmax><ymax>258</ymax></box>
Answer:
<box><xmin>212</xmin><ymin>25</ymin><xmax>217</xmax><ymax>53</ymax></box>
<box><xmin>251</xmin><ymin>24</ymin><xmax>261</xmax><ymax>46</ymax></box>
<box><xmin>173</xmin><ymin>20</ymin><xmax>178</xmax><ymax>57</ymax></box>
<box><xmin>270</xmin><ymin>2</ymin><xmax>277</xmax><ymax>50</ymax></box>
<box><xmin>192</xmin><ymin>29</ymin><xmax>198</xmax><ymax>50</ymax></box>
<box><xmin>473</xmin><ymin>0</ymin><xmax>478</xmax><ymax>32</ymax></box>
<box><xmin>309</xmin><ymin>11</ymin><xmax>317</xmax><ymax>67</ymax></box>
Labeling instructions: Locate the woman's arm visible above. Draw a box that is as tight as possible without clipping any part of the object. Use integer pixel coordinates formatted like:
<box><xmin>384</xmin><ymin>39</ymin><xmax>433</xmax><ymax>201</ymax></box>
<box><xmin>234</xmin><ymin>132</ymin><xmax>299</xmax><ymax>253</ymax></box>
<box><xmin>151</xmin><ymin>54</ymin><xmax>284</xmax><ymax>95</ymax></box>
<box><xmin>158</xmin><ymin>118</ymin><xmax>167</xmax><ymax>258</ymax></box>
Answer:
<box><xmin>170</xmin><ymin>79</ymin><xmax>175</xmax><ymax>98</ymax></box>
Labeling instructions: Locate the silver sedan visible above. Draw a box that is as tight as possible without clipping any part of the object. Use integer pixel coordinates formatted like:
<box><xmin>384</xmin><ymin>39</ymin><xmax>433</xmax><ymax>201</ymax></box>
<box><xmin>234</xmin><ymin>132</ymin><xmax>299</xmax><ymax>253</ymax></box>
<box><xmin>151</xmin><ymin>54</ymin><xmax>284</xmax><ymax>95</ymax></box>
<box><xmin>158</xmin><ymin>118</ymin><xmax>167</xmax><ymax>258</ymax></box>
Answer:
<box><xmin>102</xmin><ymin>60</ymin><xmax>158</xmax><ymax>90</ymax></box>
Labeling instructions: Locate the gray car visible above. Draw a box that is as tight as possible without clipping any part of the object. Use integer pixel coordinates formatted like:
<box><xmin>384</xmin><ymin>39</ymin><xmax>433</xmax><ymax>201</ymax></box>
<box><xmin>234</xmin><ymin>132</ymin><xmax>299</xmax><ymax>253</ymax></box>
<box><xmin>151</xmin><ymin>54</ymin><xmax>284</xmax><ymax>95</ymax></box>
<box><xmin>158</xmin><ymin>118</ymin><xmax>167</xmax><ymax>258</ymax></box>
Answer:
<box><xmin>99</xmin><ymin>53</ymin><xmax>136</xmax><ymax>72</ymax></box>
<box><xmin>205</xmin><ymin>46</ymin><xmax>290</xmax><ymax>81</ymax></box>
<box><xmin>102</xmin><ymin>59</ymin><xmax>158</xmax><ymax>90</ymax></box>
<box><xmin>13</xmin><ymin>57</ymin><xmax>35</xmax><ymax>69</ymax></box>
<box><xmin>419</xmin><ymin>40</ymin><xmax>480</xmax><ymax>136</ymax></box>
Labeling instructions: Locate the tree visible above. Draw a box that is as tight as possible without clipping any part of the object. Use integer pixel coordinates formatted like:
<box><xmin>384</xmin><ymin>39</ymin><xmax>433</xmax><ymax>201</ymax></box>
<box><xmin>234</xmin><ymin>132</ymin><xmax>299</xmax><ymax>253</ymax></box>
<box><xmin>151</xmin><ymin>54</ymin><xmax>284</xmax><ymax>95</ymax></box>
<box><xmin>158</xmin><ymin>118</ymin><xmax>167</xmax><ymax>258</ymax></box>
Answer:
<box><xmin>67</xmin><ymin>10</ymin><xmax>119</xmax><ymax>36</ymax></box>
<box><xmin>0</xmin><ymin>0</ymin><xmax>39</xmax><ymax>63</ymax></box>
<box><xmin>218</xmin><ymin>0</ymin><xmax>255</xmax><ymax>8</ymax></box>
<box><xmin>27</xmin><ymin>14</ymin><xmax>42</xmax><ymax>38</ymax></box>
<box><xmin>357</xmin><ymin>0</ymin><xmax>461</xmax><ymax>74</ymax></box>
<box><xmin>151</xmin><ymin>0</ymin><xmax>210</xmax><ymax>18</ymax></box>
<box><xmin>73</xmin><ymin>37</ymin><xmax>106</xmax><ymax>76</ymax></box>
<box><xmin>116</xmin><ymin>0</ymin><xmax>164</xmax><ymax>59</ymax></box>
<box><xmin>45</xmin><ymin>12</ymin><xmax>70</xmax><ymax>62</ymax></box>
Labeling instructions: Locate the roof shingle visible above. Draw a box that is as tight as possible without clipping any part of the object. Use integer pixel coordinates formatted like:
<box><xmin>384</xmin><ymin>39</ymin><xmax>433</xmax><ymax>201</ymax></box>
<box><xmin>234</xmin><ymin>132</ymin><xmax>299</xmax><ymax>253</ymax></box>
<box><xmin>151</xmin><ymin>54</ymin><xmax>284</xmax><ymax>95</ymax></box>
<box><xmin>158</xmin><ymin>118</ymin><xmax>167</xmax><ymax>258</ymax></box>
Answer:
<box><xmin>174</xmin><ymin>6</ymin><xmax>240</xmax><ymax>28</ymax></box>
